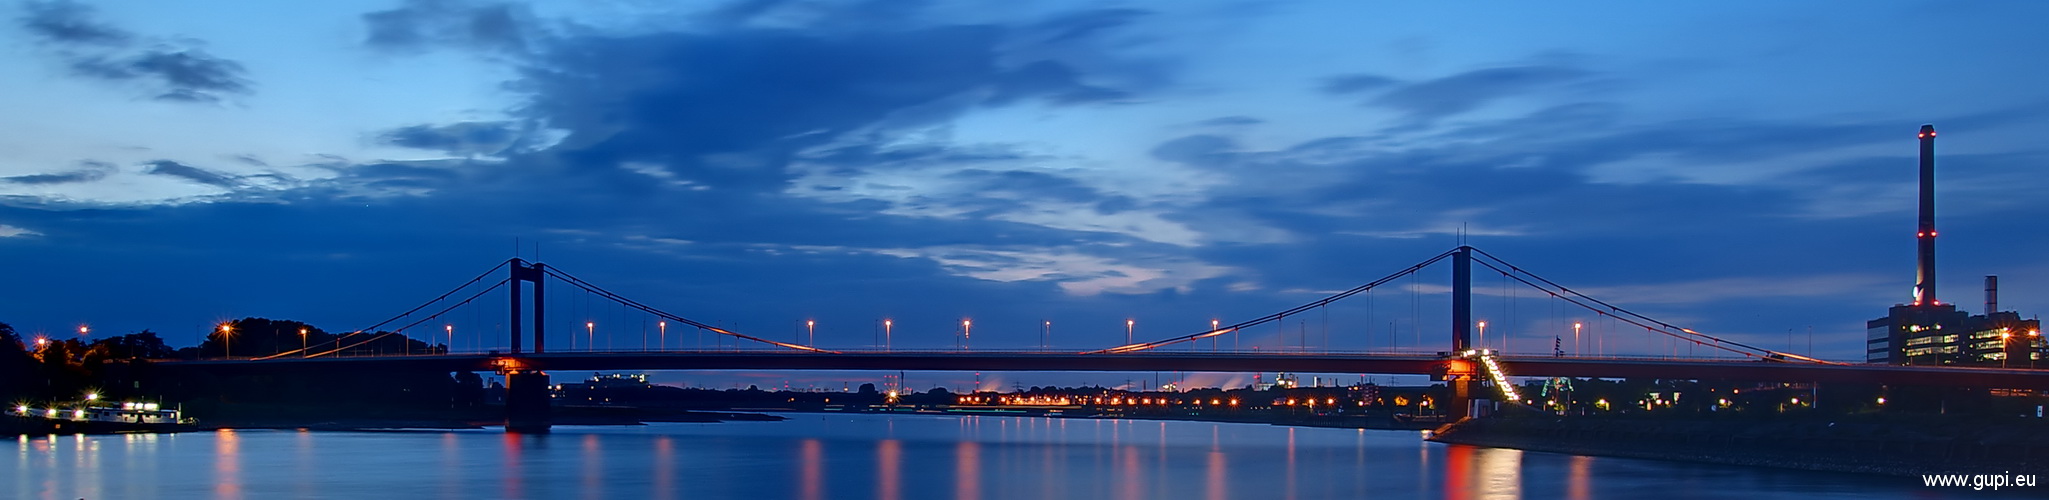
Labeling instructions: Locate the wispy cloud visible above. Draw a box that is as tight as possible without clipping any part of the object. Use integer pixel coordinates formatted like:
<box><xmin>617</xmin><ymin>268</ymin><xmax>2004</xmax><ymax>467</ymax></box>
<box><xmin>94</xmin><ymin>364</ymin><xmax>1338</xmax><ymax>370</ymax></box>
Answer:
<box><xmin>868</xmin><ymin>245</ymin><xmax>1232</xmax><ymax>296</ymax></box>
<box><xmin>16</xmin><ymin>0</ymin><xmax>252</xmax><ymax>102</ymax></box>
<box><xmin>0</xmin><ymin>224</ymin><xmax>39</xmax><ymax>238</ymax></box>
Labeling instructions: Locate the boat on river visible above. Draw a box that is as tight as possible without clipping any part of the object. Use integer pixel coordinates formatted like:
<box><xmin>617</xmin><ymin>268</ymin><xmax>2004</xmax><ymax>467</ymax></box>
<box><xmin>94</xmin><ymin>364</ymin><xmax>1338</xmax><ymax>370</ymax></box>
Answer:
<box><xmin>6</xmin><ymin>398</ymin><xmax>196</xmax><ymax>435</ymax></box>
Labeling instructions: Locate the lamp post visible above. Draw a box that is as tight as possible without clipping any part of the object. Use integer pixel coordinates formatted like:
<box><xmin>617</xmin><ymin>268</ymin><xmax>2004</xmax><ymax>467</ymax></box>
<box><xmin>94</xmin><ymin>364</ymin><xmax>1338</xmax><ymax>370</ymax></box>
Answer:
<box><xmin>659</xmin><ymin>321</ymin><xmax>667</xmax><ymax>352</ymax></box>
<box><xmin>1211</xmin><ymin>319</ymin><xmax>1220</xmax><ymax>351</ymax></box>
<box><xmin>1126</xmin><ymin>319</ymin><xmax>1135</xmax><ymax>345</ymax></box>
<box><xmin>586</xmin><ymin>322</ymin><xmax>595</xmax><ymax>352</ymax></box>
<box><xmin>961</xmin><ymin>319</ymin><xmax>972</xmax><ymax>351</ymax></box>
<box><xmin>2003</xmin><ymin>331</ymin><xmax>2015</xmax><ymax>369</ymax></box>
<box><xmin>1477</xmin><ymin>321</ymin><xmax>1488</xmax><ymax>352</ymax></box>
<box><xmin>883</xmin><ymin>319</ymin><xmax>892</xmax><ymax>351</ymax></box>
<box><xmin>301</xmin><ymin>328</ymin><xmax>309</xmax><ymax>358</ymax></box>
<box><xmin>806</xmin><ymin>320</ymin><xmax>815</xmax><ymax>347</ymax></box>
<box><xmin>220</xmin><ymin>323</ymin><xmax>234</xmax><ymax>359</ymax></box>
<box><xmin>1573</xmin><ymin>322</ymin><xmax>1583</xmax><ymax>357</ymax></box>
<box><xmin>1043</xmin><ymin>320</ymin><xmax>1051</xmax><ymax>351</ymax></box>
<box><xmin>445</xmin><ymin>325</ymin><xmax>453</xmax><ymax>355</ymax></box>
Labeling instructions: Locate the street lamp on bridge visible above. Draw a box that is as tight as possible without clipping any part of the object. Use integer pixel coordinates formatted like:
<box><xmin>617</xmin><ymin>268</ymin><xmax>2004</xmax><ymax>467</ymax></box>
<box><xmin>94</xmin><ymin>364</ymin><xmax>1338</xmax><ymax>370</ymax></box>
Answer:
<box><xmin>445</xmin><ymin>325</ymin><xmax>454</xmax><ymax>355</ymax></box>
<box><xmin>659</xmin><ymin>321</ymin><xmax>667</xmax><ymax>352</ymax></box>
<box><xmin>301</xmin><ymin>328</ymin><xmax>309</xmax><ymax>358</ymax></box>
<box><xmin>806</xmin><ymin>320</ymin><xmax>815</xmax><ymax>347</ymax></box>
<box><xmin>1043</xmin><ymin>320</ymin><xmax>1051</xmax><ymax>351</ymax></box>
<box><xmin>1573</xmin><ymin>322</ymin><xmax>1583</xmax><ymax>357</ymax></box>
<box><xmin>586</xmin><ymin>322</ymin><xmax>595</xmax><ymax>352</ymax></box>
<box><xmin>961</xmin><ymin>319</ymin><xmax>972</xmax><ymax>351</ymax></box>
<box><xmin>219</xmin><ymin>323</ymin><xmax>234</xmax><ymax>359</ymax></box>
<box><xmin>1477</xmin><ymin>321</ymin><xmax>1488</xmax><ymax>352</ymax></box>
<box><xmin>883</xmin><ymin>319</ymin><xmax>892</xmax><ymax>351</ymax></box>
<box><xmin>1126</xmin><ymin>319</ymin><xmax>1135</xmax><ymax>345</ymax></box>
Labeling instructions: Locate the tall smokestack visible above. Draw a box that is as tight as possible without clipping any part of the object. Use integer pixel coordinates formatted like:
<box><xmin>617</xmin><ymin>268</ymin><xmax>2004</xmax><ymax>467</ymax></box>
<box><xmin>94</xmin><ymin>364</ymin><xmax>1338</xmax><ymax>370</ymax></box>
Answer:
<box><xmin>1986</xmin><ymin>275</ymin><xmax>1999</xmax><ymax>315</ymax></box>
<box><xmin>1914</xmin><ymin>124</ymin><xmax>1937</xmax><ymax>306</ymax></box>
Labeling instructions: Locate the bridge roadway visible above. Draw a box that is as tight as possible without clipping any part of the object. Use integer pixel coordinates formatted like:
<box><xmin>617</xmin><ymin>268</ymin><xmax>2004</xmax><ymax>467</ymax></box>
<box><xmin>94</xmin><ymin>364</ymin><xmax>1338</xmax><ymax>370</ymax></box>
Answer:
<box><xmin>156</xmin><ymin>351</ymin><xmax>2049</xmax><ymax>389</ymax></box>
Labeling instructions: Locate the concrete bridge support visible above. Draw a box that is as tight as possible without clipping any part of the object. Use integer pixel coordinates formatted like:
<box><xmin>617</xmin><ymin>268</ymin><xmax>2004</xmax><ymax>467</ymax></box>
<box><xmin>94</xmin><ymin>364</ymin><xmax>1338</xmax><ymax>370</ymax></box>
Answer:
<box><xmin>505</xmin><ymin>370</ymin><xmax>552</xmax><ymax>433</ymax></box>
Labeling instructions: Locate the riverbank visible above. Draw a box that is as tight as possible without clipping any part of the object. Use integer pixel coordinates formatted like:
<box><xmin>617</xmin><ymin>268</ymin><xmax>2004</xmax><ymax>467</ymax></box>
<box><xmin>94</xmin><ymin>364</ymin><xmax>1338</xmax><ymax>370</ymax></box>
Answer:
<box><xmin>1428</xmin><ymin>413</ymin><xmax>2049</xmax><ymax>477</ymax></box>
<box><xmin>2</xmin><ymin>405</ymin><xmax>784</xmax><ymax>436</ymax></box>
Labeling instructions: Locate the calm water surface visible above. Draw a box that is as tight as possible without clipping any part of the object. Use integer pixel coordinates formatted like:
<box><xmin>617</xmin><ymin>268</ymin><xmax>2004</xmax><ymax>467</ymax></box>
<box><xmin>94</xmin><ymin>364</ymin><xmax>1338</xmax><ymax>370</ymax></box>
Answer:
<box><xmin>5</xmin><ymin>414</ymin><xmax>1970</xmax><ymax>499</ymax></box>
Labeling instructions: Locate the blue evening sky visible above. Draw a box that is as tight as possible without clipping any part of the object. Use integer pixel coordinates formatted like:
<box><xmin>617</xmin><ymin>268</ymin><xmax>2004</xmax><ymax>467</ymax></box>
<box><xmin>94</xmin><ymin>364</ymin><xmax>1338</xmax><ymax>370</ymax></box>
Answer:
<box><xmin>3</xmin><ymin>1</ymin><xmax>2047</xmax><ymax>389</ymax></box>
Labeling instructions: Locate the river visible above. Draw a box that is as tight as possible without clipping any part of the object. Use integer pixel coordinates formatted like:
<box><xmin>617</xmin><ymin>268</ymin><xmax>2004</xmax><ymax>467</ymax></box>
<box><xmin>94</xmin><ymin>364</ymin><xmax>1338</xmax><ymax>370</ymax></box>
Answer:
<box><xmin>6</xmin><ymin>414</ymin><xmax>1963</xmax><ymax>499</ymax></box>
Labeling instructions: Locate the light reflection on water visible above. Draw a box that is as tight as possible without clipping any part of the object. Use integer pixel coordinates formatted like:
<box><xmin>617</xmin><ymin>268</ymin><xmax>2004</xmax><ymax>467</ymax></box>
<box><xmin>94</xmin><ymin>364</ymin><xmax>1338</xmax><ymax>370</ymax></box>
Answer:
<box><xmin>3</xmin><ymin>414</ymin><xmax>1944</xmax><ymax>499</ymax></box>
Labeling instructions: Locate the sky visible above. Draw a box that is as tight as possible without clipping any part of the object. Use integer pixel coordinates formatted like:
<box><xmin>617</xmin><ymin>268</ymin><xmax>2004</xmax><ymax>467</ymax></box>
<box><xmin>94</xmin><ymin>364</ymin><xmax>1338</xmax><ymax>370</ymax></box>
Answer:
<box><xmin>3</xmin><ymin>0</ymin><xmax>2047</xmax><ymax>390</ymax></box>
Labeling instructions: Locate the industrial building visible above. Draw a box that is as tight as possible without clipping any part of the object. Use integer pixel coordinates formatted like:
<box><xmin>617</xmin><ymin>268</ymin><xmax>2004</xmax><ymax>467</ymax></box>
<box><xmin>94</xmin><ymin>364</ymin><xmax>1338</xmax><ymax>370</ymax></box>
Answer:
<box><xmin>1866</xmin><ymin>125</ymin><xmax>2044</xmax><ymax>366</ymax></box>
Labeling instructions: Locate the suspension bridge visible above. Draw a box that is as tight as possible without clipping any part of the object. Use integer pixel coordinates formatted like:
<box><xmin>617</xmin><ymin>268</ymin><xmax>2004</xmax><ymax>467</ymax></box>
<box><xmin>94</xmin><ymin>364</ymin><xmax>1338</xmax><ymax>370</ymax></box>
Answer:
<box><xmin>156</xmin><ymin>246</ymin><xmax>2049</xmax><ymax>432</ymax></box>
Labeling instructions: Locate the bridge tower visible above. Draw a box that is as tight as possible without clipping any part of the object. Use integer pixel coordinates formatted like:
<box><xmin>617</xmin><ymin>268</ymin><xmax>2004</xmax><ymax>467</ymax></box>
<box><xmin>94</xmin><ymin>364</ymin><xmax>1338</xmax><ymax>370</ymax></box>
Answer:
<box><xmin>504</xmin><ymin>258</ymin><xmax>551</xmax><ymax>433</ymax></box>
<box><xmin>508</xmin><ymin>259</ymin><xmax>546</xmax><ymax>353</ymax></box>
<box><xmin>1445</xmin><ymin>246</ymin><xmax>1479</xmax><ymax>419</ymax></box>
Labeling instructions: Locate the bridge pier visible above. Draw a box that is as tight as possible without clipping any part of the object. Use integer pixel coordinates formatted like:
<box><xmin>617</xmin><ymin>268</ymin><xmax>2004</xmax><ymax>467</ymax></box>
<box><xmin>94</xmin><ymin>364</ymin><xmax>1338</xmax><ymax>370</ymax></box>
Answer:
<box><xmin>505</xmin><ymin>370</ymin><xmax>552</xmax><ymax>433</ymax></box>
<box><xmin>1437</xmin><ymin>358</ymin><xmax>1480</xmax><ymax>420</ymax></box>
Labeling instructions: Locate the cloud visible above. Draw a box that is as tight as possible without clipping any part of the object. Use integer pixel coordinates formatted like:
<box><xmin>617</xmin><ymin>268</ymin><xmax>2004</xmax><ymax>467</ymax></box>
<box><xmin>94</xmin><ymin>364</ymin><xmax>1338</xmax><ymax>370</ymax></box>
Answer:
<box><xmin>379</xmin><ymin>121</ymin><xmax>523</xmax><ymax>157</ymax></box>
<box><xmin>1345</xmin><ymin>65</ymin><xmax>1592</xmax><ymax>125</ymax></box>
<box><xmin>501</xmin><ymin>7</ymin><xmax>1156</xmax><ymax>196</ymax></box>
<box><xmin>70</xmin><ymin>49</ymin><xmax>251</xmax><ymax>102</ymax></box>
<box><xmin>18</xmin><ymin>0</ymin><xmax>130</xmax><ymax>46</ymax></box>
<box><xmin>15</xmin><ymin>1</ymin><xmax>252</xmax><ymax>102</ymax></box>
<box><xmin>0</xmin><ymin>224</ymin><xmax>38</xmax><ymax>237</ymax></box>
<box><xmin>869</xmin><ymin>245</ymin><xmax>1232</xmax><ymax>296</ymax></box>
<box><xmin>1031</xmin><ymin>8</ymin><xmax>1149</xmax><ymax>44</ymax></box>
<box><xmin>362</xmin><ymin>0</ymin><xmax>534</xmax><ymax>53</ymax></box>
<box><xmin>3</xmin><ymin>161</ymin><xmax>112</xmax><ymax>185</ymax></box>
<box><xmin>1319</xmin><ymin>73</ymin><xmax>1398</xmax><ymax>94</ymax></box>
<box><xmin>1195</xmin><ymin>115</ymin><xmax>1263</xmax><ymax>127</ymax></box>
<box><xmin>144</xmin><ymin>160</ymin><xmax>242</xmax><ymax>188</ymax></box>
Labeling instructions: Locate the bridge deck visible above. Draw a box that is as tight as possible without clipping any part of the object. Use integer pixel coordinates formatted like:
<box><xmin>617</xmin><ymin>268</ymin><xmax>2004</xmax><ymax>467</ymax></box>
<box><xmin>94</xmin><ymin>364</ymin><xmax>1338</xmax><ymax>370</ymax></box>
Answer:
<box><xmin>154</xmin><ymin>351</ymin><xmax>2049</xmax><ymax>389</ymax></box>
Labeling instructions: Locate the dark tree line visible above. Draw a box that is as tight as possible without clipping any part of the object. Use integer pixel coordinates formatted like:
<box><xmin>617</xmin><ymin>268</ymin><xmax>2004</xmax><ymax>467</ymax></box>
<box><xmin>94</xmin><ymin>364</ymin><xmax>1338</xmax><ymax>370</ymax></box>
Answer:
<box><xmin>3</xmin><ymin>318</ymin><xmax>481</xmax><ymax>422</ymax></box>
<box><xmin>1</xmin><ymin>320</ymin><xmax>181</xmax><ymax>403</ymax></box>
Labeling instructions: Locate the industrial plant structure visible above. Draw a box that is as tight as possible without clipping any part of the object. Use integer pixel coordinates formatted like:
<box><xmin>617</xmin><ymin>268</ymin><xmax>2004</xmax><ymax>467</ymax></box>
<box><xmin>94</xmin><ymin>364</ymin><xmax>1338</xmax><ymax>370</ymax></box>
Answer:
<box><xmin>1866</xmin><ymin>125</ymin><xmax>2043</xmax><ymax>366</ymax></box>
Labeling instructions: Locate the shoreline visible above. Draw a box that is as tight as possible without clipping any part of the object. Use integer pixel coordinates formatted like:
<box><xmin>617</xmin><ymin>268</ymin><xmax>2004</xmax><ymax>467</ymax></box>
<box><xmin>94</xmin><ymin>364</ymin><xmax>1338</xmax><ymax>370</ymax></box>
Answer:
<box><xmin>1427</xmin><ymin>415</ymin><xmax>2049</xmax><ymax>478</ymax></box>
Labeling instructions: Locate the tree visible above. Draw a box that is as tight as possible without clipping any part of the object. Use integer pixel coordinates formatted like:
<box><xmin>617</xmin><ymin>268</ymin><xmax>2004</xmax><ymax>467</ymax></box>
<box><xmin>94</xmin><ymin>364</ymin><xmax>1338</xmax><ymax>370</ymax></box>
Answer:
<box><xmin>858</xmin><ymin>383</ymin><xmax>878</xmax><ymax>395</ymax></box>
<box><xmin>85</xmin><ymin>330</ymin><xmax>177</xmax><ymax>361</ymax></box>
<box><xmin>0</xmin><ymin>321</ymin><xmax>40</xmax><ymax>401</ymax></box>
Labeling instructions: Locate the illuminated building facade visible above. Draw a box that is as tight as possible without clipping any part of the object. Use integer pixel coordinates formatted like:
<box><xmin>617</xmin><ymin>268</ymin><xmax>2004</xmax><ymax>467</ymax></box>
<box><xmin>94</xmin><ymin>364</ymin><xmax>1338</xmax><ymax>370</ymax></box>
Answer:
<box><xmin>1868</xmin><ymin>294</ymin><xmax>2042</xmax><ymax>366</ymax></box>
